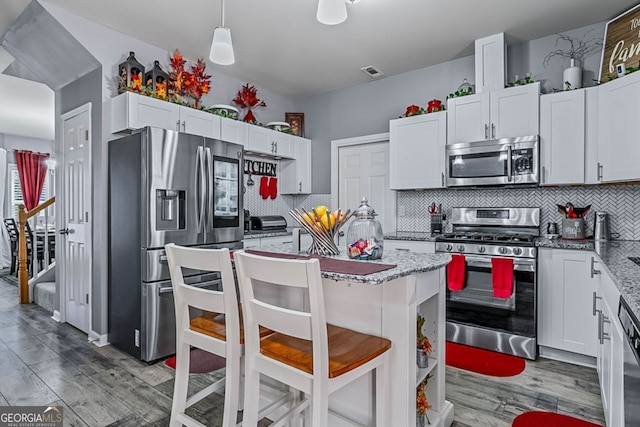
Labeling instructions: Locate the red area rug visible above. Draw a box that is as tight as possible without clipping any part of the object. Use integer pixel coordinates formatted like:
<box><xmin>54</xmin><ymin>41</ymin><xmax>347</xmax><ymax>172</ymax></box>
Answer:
<box><xmin>165</xmin><ymin>348</ymin><xmax>226</xmax><ymax>374</ymax></box>
<box><xmin>513</xmin><ymin>411</ymin><xmax>602</xmax><ymax>427</ymax></box>
<box><xmin>446</xmin><ymin>341</ymin><xmax>525</xmax><ymax>377</ymax></box>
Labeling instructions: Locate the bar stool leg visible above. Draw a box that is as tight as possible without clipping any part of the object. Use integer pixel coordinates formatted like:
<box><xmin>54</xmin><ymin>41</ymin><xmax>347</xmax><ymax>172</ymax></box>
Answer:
<box><xmin>375</xmin><ymin>358</ymin><xmax>389</xmax><ymax>426</ymax></box>
<box><xmin>223</xmin><ymin>351</ymin><xmax>241</xmax><ymax>427</ymax></box>
<box><xmin>311</xmin><ymin>382</ymin><xmax>329</xmax><ymax>427</ymax></box>
<box><xmin>170</xmin><ymin>340</ymin><xmax>191</xmax><ymax>427</ymax></box>
<box><xmin>242</xmin><ymin>362</ymin><xmax>261</xmax><ymax>427</ymax></box>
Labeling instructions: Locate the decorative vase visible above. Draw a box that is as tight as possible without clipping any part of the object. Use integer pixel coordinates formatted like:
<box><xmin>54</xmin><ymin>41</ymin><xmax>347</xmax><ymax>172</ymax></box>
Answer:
<box><xmin>417</xmin><ymin>348</ymin><xmax>429</xmax><ymax>368</ymax></box>
<box><xmin>563</xmin><ymin>58</ymin><xmax>582</xmax><ymax>90</ymax></box>
<box><xmin>417</xmin><ymin>413</ymin><xmax>428</xmax><ymax>427</ymax></box>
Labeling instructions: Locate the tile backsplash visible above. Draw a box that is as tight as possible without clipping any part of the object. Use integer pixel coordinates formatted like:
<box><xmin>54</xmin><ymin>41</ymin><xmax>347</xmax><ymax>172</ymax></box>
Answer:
<box><xmin>396</xmin><ymin>184</ymin><xmax>640</xmax><ymax>240</ymax></box>
<box><xmin>243</xmin><ymin>155</ymin><xmax>330</xmax><ymax>225</ymax></box>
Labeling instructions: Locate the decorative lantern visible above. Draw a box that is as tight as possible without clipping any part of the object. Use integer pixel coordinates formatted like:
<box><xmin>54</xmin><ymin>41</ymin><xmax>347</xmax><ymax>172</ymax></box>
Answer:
<box><xmin>144</xmin><ymin>61</ymin><xmax>169</xmax><ymax>99</ymax></box>
<box><xmin>118</xmin><ymin>51</ymin><xmax>145</xmax><ymax>94</ymax></box>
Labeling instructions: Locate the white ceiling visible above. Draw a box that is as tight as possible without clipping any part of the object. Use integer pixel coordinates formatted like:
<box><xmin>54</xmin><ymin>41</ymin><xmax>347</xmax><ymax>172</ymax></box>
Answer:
<box><xmin>1</xmin><ymin>0</ymin><xmax>639</xmax><ymax>99</ymax></box>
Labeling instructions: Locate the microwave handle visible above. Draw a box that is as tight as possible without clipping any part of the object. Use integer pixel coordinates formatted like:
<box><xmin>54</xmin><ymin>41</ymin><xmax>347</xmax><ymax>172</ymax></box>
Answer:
<box><xmin>507</xmin><ymin>145</ymin><xmax>513</xmax><ymax>182</ymax></box>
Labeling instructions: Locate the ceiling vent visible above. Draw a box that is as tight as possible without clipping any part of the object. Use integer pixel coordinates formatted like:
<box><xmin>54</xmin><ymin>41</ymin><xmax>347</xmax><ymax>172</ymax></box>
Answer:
<box><xmin>361</xmin><ymin>65</ymin><xmax>384</xmax><ymax>78</ymax></box>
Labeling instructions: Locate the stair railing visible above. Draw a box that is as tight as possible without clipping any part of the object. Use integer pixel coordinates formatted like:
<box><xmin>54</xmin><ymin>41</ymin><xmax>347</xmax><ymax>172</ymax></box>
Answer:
<box><xmin>18</xmin><ymin>197</ymin><xmax>55</xmax><ymax>304</ymax></box>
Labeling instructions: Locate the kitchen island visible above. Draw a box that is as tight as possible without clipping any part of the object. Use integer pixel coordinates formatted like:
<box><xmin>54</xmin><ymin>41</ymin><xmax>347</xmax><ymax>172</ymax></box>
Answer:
<box><xmin>255</xmin><ymin>244</ymin><xmax>454</xmax><ymax>427</ymax></box>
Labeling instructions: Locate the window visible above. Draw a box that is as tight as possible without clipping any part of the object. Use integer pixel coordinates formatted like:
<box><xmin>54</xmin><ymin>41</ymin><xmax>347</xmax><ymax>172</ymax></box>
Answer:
<box><xmin>7</xmin><ymin>164</ymin><xmax>49</xmax><ymax>220</ymax></box>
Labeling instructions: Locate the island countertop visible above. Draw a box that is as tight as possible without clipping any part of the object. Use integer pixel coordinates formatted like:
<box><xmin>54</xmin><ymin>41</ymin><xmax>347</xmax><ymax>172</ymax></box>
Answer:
<box><xmin>255</xmin><ymin>244</ymin><xmax>451</xmax><ymax>285</ymax></box>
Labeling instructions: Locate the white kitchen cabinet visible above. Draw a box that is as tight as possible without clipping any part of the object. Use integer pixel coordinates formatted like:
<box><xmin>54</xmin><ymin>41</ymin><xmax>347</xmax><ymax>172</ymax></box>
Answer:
<box><xmin>594</xmin><ymin>269</ymin><xmax>624</xmax><ymax>427</ymax></box>
<box><xmin>597</xmin><ymin>71</ymin><xmax>640</xmax><ymax>182</ymax></box>
<box><xmin>475</xmin><ymin>32</ymin><xmax>506</xmax><ymax>93</ymax></box>
<box><xmin>447</xmin><ymin>83</ymin><xmax>539</xmax><ymax>145</ymax></box>
<box><xmin>389</xmin><ymin>112</ymin><xmax>447</xmax><ymax>189</ymax></box>
<box><xmin>540</xmin><ymin>90</ymin><xmax>585</xmax><ymax>185</ymax></box>
<box><xmin>538</xmin><ymin>249</ymin><xmax>598</xmax><ymax>357</ymax></box>
<box><xmin>584</xmin><ymin>87</ymin><xmax>600</xmax><ymax>184</ymax></box>
<box><xmin>220</xmin><ymin>117</ymin><xmax>248</xmax><ymax>147</ymax></box>
<box><xmin>281</xmin><ymin>138</ymin><xmax>312</xmax><ymax>194</ymax></box>
<box><xmin>384</xmin><ymin>240</ymin><xmax>435</xmax><ymax>254</ymax></box>
<box><xmin>246</xmin><ymin>125</ymin><xmax>294</xmax><ymax>159</ymax></box>
<box><xmin>110</xmin><ymin>92</ymin><xmax>221</xmax><ymax>139</ymax></box>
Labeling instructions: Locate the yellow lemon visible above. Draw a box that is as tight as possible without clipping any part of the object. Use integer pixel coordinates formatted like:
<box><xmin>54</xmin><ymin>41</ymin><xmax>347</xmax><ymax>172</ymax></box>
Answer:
<box><xmin>314</xmin><ymin>205</ymin><xmax>329</xmax><ymax>218</ymax></box>
<box><xmin>301</xmin><ymin>212</ymin><xmax>316</xmax><ymax>226</ymax></box>
<box><xmin>320</xmin><ymin>214</ymin><xmax>336</xmax><ymax>230</ymax></box>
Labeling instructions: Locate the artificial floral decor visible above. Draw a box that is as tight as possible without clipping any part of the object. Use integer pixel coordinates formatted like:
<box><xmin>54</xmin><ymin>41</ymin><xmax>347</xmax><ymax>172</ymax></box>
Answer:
<box><xmin>417</xmin><ymin>314</ymin><xmax>433</xmax><ymax>355</ymax></box>
<box><xmin>233</xmin><ymin>84</ymin><xmax>267</xmax><ymax>124</ymax></box>
<box><xmin>417</xmin><ymin>375</ymin><xmax>432</xmax><ymax>426</ymax></box>
<box><xmin>168</xmin><ymin>49</ymin><xmax>211</xmax><ymax>109</ymax></box>
<box><xmin>447</xmin><ymin>78</ymin><xmax>474</xmax><ymax>99</ymax></box>
<box><xmin>402</xmin><ymin>100</ymin><xmax>443</xmax><ymax>118</ymax></box>
<box><xmin>507</xmin><ymin>73</ymin><xmax>536</xmax><ymax>87</ymax></box>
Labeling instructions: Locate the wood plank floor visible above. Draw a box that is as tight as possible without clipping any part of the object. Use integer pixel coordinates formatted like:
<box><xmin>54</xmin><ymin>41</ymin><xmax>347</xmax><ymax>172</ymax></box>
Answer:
<box><xmin>0</xmin><ymin>274</ymin><xmax>604</xmax><ymax>426</ymax></box>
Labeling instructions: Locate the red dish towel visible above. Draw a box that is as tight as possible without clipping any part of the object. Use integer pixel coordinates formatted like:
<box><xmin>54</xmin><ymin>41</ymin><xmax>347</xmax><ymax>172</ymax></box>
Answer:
<box><xmin>492</xmin><ymin>257</ymin><xmax>514</xmax><ymax>298</ymax></box>
<box><xmin>447</xmin><ymin>254</ymin><xmax>466</xmax><ymax>291</ymax></box>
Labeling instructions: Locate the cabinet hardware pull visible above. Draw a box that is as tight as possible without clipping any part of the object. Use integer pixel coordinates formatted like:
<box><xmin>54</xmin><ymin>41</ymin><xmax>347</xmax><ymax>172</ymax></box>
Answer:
<box><xmin>441</xmin><ymin>172</ymin><xmax>445</xmax><ymax>186</ymax></box>
<box><xmin>275</xmin><ymin>141</ymin><xmax>278</xmax><ymax>153</ymax></box>
<box><xmin>597</xmin><ymin>163</ymin><xmax>603</xmax><ymax>181</ymax></box>
<box><xmin>299</xmin><ymin>182</ymin><xmax>302</xmax><ymax>192</ymax></box>
<box><xmin>592</xmin><ymin>291</ymin><xmax>602</xmax><ymax>316</ymax></box>
<box><xmin>590</xmin><ymin>256</ymin><xmax>601</xmax><ymax>278</ymax></box>
<box><xmin>491</xmin><ymin>123</ymin><xmax>496</xmax><ymax>139</ymax></box>
<box><xmin>396</xmin><ymin>248</ymin><xmax>410</xmax><ymax>252</ymax></box>
<box><xmin>176</xmin><ymin>120</ymin><xmax>180</xmax><ymax>131</ymax></box>
<box><xmin>484</xmin><ymin>124</ymin><xmax>489</xmax><ymax>139</ymax></box>
<box><xmin>601</xmin><ymin>315</ymin><xmax>611</xmax><ymax>343</ymax></box>
<box><xmin>597</xmin><ymin>310</ymin><xmax>603</xmax><ymax>343</ymax></box>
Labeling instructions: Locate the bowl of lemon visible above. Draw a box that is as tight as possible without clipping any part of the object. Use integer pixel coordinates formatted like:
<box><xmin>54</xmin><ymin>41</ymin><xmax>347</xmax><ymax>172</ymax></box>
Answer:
<box><xmin>290</xmin><ymin>205</ymin><xmax>352</xmax><ymax>256</ymax></box>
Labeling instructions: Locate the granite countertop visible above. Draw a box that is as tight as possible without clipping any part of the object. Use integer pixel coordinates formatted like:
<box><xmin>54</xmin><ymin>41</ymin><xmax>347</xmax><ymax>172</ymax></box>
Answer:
<box><xmin>384</xmin><ymin>232</ymin><xmax>439</xmax><ymax>242</ymax></box>
<box><xmin>243</xmin><ymin>229</ymin><xmax>293</xmax><ymax>239</ymax></box>
<box><xmin>256</xmin><ymin>243</ymin><xmax>451</xmax><ymax>285</ymax></box>
<box><xmin>537</xmin><ymin>238</ymin><xmax>640</xmax><ymax>323</ymax></box>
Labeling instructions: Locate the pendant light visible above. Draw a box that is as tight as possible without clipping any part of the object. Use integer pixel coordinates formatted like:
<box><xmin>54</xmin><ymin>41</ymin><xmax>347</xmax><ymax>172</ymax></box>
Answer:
<box><xmin>210</xmin><ymin>0</ymin><xmax>235</xmax><ymax>65</ymax></box>
<box><xmin>317</xmin><ymin>0</ymin><xmax>347</xmax><ymax>25</ymax></box>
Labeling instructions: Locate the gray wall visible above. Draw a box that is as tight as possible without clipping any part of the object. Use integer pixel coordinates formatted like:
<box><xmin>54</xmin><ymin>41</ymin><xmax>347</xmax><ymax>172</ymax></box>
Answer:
<box><xmin>296</xmin><ymin>22</ymin><xmax>606</xmax><ymax>194</ymax></box>
<box><xmin>55</xmin><ymin>67</ymin><xmax>104</xmax><ymax>334</ymax></box>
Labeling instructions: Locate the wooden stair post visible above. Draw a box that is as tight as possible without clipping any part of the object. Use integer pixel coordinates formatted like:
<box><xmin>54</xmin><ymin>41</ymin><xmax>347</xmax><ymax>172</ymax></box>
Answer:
<box><xmin>18</xmin><ymin>204</ymin><xmax>29</xmax><ymax>304</ymax></box>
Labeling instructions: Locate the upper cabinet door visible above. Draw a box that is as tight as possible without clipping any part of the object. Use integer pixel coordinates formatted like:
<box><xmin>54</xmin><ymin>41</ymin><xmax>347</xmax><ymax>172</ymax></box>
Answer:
<box><xmin>475</xmin><ymin>33</ymin><xmax>506</xmax><ymax>93</ymax></box>
<box><xmin>246</xmin><ymin>125</ymin><xmax>273</xmax><ymax>154</ymax></box>
<box><xmin>111</xmin><ymin>92</ymin><xmax>180</xmax><ymax>133</ymax></box>
<box><xmin>447</xmin><ymin>93</ymin><xmax>490</xmax><ymax>144</ymax></box>
<box><xmin>273</xmin><ymin>132</ymin><xmax>294</xmax><ymax>159</ymax></box>
<box><xmin>390</xmin><ymin>112</ymin><xmax>447</xmax><ymax>189</ymax></box>
<box><xmin>598</xmin><ymin>72</ymin><xmax>640</xmax><ymax>182</ymax></box>
<box><xmin>490</xmin><ymin>82</ymin><xmax>540</xmax><ymax>139</ymax></box>
<box><xmin>179</xmin><ymin>107</ymin><xmax>220</xmax><ymax>139</ymax></box>
<box><xmin>220</xmin><ymin>117</ymin><xmax>248</xmax><ymax>147</ymax></box>
<box><xmin>540</xmin><ymin>90</ymin><xmax>585</xmax><ymax>185</ymax></box>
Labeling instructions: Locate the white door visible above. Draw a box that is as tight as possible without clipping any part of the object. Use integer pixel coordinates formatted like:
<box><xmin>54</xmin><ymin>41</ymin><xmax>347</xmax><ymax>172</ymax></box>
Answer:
<box><xmin>337</xmin><ymin>141</ymin><xmax>395</xmax><ymax>245</ymax></box>
<box><xmin>61</xmin><ymin>105</ymin><xmax>92</xmax><ymax>333</ymax></box>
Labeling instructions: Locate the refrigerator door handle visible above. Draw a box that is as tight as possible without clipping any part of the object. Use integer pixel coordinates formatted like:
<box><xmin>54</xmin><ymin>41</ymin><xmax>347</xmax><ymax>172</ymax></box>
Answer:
<box><xmin>195</xmin><ymin>146</ymin><xmax>206</xmax><ymax>232</ymax></box>
<box><xmin>205</xmin><ymin>146</ymin><xmax>213</xmax><ymax>231</ymax></box>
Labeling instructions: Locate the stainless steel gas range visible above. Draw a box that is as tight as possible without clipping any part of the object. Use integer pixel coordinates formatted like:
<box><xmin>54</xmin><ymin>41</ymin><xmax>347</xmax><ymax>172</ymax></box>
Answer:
<box><xmin>436</xmin><ymin>207</ymin><xmax>540</xmax><ymax>360</ymax></box>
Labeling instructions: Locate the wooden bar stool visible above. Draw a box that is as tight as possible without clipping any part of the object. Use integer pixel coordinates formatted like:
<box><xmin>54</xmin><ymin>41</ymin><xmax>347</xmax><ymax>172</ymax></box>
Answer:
<box><xmin>165</xmin><ymin>244</ymin><xmax>243</xmax><ymax>427</ymax></box>
<box><xmin>234</xmin><ymin>250</ymin><xmax>392</xmax><ymax>427</ymax></box>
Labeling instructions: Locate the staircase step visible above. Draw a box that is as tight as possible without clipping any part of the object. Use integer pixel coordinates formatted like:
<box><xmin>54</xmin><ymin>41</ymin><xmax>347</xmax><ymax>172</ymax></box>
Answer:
<box><xmin>33</xmin><ymin>282</ymin><xmax>56</xmax><ymax>314</ymax></box>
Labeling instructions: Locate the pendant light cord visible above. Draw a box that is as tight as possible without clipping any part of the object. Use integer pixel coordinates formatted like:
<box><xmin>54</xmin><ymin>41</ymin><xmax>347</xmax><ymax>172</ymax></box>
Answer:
<box><xmin>221</xmin><ymin>0</ymin><xmax>225</xmax><ymax>28</ymax></box>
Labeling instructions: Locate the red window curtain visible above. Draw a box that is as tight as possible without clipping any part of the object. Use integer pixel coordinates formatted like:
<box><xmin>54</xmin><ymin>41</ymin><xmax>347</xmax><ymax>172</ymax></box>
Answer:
<box><xmin>15</xmin><ymin>150</ymin><xmax>49</xmax><ymax>211</ymax></box>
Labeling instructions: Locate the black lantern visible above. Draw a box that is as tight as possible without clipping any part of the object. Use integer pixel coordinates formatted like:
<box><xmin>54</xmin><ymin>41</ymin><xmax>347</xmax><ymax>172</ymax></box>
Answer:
<box><xmin>118</xmin><ymin>51</ymin><xmax>145</xmax><ymax>94</ymax></box>
<box><xmin>144</xmin><ymin>61</ymin><xmax>169</xmax><ymax>98</ymax></box>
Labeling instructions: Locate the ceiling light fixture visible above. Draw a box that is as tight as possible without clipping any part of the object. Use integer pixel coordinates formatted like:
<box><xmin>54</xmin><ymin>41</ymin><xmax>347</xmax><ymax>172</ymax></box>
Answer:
<box><xmin>209</xmin><ymin>0</ymin><xmax>235</xmax><ymax>65</ymax></box>
<box><xmin>317</xmin><ymin>0</ymin><xmax>348</xmax><ymax>25</ymax></box>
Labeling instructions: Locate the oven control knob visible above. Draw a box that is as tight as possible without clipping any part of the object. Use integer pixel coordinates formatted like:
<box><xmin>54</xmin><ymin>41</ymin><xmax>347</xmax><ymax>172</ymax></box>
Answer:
<box><xmin>499</xmin><ymin>247</ymin><xmax>508</xmax><ymax>255</ymax></box>
<box><xmin>478</xmin><ymin>246</ymin><xmax>486</xmax><ymax>253</ymax></box>
<box><xmin>513</xmin><ymin>248</ymin><xmax>523</xmax><ymax>256</ymax></box>
<box><xmin>446</xmin><ymin>244</ymin><xmax>453</xmax><ymax>252</ymax></box>
<box><xmin>457</xmin><ymin>245</ymin><xmax>465</xmax><ymax>252</ymax></box>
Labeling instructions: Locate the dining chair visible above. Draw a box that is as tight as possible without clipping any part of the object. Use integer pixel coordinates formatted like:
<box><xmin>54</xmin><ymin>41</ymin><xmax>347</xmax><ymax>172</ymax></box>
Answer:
<box><xmin>234</xmin><ymin>250</ymin><xmax>392</xmax><ymax>426</ymax></box>
<box><xmin>3</xmin><ymin>218</ymin><xmax>18</xmax><ymax>274</ymax></box>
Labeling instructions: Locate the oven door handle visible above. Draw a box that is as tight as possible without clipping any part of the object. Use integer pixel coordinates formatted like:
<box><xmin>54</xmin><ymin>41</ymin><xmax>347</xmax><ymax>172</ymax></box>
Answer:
<box><xmin>507</xmin><ymin>145</ymin><xmax>513</xmax><ymax>182</ymax></box>
<box><xmin>463</xmin><ymin>256</ymin><xmax>536</xmax><ymax>272</ymax></box>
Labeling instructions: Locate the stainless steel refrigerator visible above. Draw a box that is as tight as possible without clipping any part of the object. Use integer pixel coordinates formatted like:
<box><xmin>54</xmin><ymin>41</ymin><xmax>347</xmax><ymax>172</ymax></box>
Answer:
<box><xmin>108</xmin><ymin>127</ymin><xmax>244</xmax><ymax>362</ymax></box>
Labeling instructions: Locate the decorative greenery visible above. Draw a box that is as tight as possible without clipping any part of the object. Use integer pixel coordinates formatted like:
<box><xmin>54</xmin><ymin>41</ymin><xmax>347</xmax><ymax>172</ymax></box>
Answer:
<box><xmin>543</xmin><ymin>30</ymin><xmax>603</xmax><ymax>66</ymax></box>
<box><xmin>168</xmin><ymin>49</ymin><xmax>211</xmax><ymax>109</ymax></box>
<box><xmin>417</xmin><ymin>314</ymin><xmax>432</xmax><ymax>354</ymax></box>
<box><xmin>508</xmin><ymin>74</ymin><xmax>536</xmax><ymax>87</ymax></box>
<box><xmin>447</xmin><ymin>86</ymin><xmax>473</xmax><ymax>99</ymax></box>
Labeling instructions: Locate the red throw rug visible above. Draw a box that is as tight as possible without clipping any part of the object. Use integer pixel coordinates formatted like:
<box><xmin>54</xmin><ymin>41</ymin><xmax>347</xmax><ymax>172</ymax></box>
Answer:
<box><xmin>446</xmin><ymin>341</ymin><xmax>526</xmax><ymax>377</ymax></box>
<box><xmin>513</xmin><ymin>411</ymin><xmax>602</xmax><ymax>427</ymax></box>
<box><xmin>165</xmin><ymin>348</ymin><xmax>226</xmax><ymax>374</ymax></box>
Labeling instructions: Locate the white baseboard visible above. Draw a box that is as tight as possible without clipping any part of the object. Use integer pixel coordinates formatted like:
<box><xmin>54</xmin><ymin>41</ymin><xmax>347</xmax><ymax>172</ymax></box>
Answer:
<box><xmin>539</xmin><ymin>346</ymin><xmax>596</xmax><ymax>368</ymax></box>
<box><xmin>88</xmin><ymin>330</ymin><xmax>109</xmax><ymax>347</ymax></box>
<box><xmin>51</xmin><ymin>310</ymin><xmax>61</xmax><ymax>322</ymax></box>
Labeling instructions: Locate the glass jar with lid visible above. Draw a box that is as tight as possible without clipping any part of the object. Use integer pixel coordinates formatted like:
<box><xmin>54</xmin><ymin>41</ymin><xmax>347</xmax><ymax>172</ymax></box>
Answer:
<box><xmin>346</xmin><ymin>197</ymin><xmax>384</xmax><ymax>260</ymax></box>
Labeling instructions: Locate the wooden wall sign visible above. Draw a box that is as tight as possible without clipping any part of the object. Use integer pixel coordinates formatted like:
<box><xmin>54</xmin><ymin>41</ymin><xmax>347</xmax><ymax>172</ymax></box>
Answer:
<box><xmin>600</xmin><ymin>3</ymin><xmax>640</xmax><ymax>82</ymax></box>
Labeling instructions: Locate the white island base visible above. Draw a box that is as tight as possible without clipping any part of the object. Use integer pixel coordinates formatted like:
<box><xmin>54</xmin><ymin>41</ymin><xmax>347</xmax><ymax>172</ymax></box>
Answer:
<box><xmin>254</xmin><ymin>247</ymin><xmax>454</xmax><ymax>426</ymax></box>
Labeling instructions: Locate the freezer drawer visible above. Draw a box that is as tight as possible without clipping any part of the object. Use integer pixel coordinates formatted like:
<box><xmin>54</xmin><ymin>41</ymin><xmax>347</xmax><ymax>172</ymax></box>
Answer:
<box><xmin>141</xmin><ymin>273</ymin><xmax>221</xmax><ymax>362</ymax></box>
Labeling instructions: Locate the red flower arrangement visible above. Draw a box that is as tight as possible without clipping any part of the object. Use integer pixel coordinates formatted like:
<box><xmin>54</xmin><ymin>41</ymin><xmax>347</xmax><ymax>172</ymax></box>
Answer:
<box><xmin>405</xmin><ymin>104</ymin><xmax>426</xmax><ymax>117</ymax></box>
<box><xmin>129</xmin><ymin>74</ymin><xmax>143</xmax><ymax>93</ymax></box>
<box><xmin>417</xmin><ymin>314</ymin><xmax>432</xmax><ymax>355</ymax></box>
<box><xmin>233</xmin><ymin>83</ymin><xmax>267</xmax><ymax>123</ymax></box>
<box><xmin>168</xmin><ymin>50</ymin><xmax>211</xmax><ymax>109</ymax></box>
<box><xmin>417</xmin><ymin>376</ymin><xmax>432</xmax><ymax>419</ymax></box>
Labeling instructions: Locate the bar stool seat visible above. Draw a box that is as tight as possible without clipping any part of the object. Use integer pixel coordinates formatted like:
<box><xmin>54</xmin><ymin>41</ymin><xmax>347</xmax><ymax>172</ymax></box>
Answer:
<box><xmin>190</xmin><ymin>309</ymin><xmax>273</xmax><ymax>344</ymax></box>
<box><xmin>260</xmin><ymin>324</ymin><xmax>391</xmax><ymax>378</ymax></box>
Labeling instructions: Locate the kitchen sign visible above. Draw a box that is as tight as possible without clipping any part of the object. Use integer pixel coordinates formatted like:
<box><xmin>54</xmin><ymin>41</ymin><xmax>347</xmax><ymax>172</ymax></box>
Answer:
<box><xmin>244</xmin><ymin>159</ymin><xmax>276</xmax><ymax>177</ymax></box>
<box><xmin>600</xmin><ymin>3</ymin><xmax>640</xmax><ymax>82</ymax></box>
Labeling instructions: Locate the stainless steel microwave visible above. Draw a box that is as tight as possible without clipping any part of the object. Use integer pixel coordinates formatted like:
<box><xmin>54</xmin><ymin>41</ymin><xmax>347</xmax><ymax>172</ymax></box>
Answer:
<box><xmin>445</xmin><ymin>135</ymin><xmax>539</xmax><ymax>187</ymax></box>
